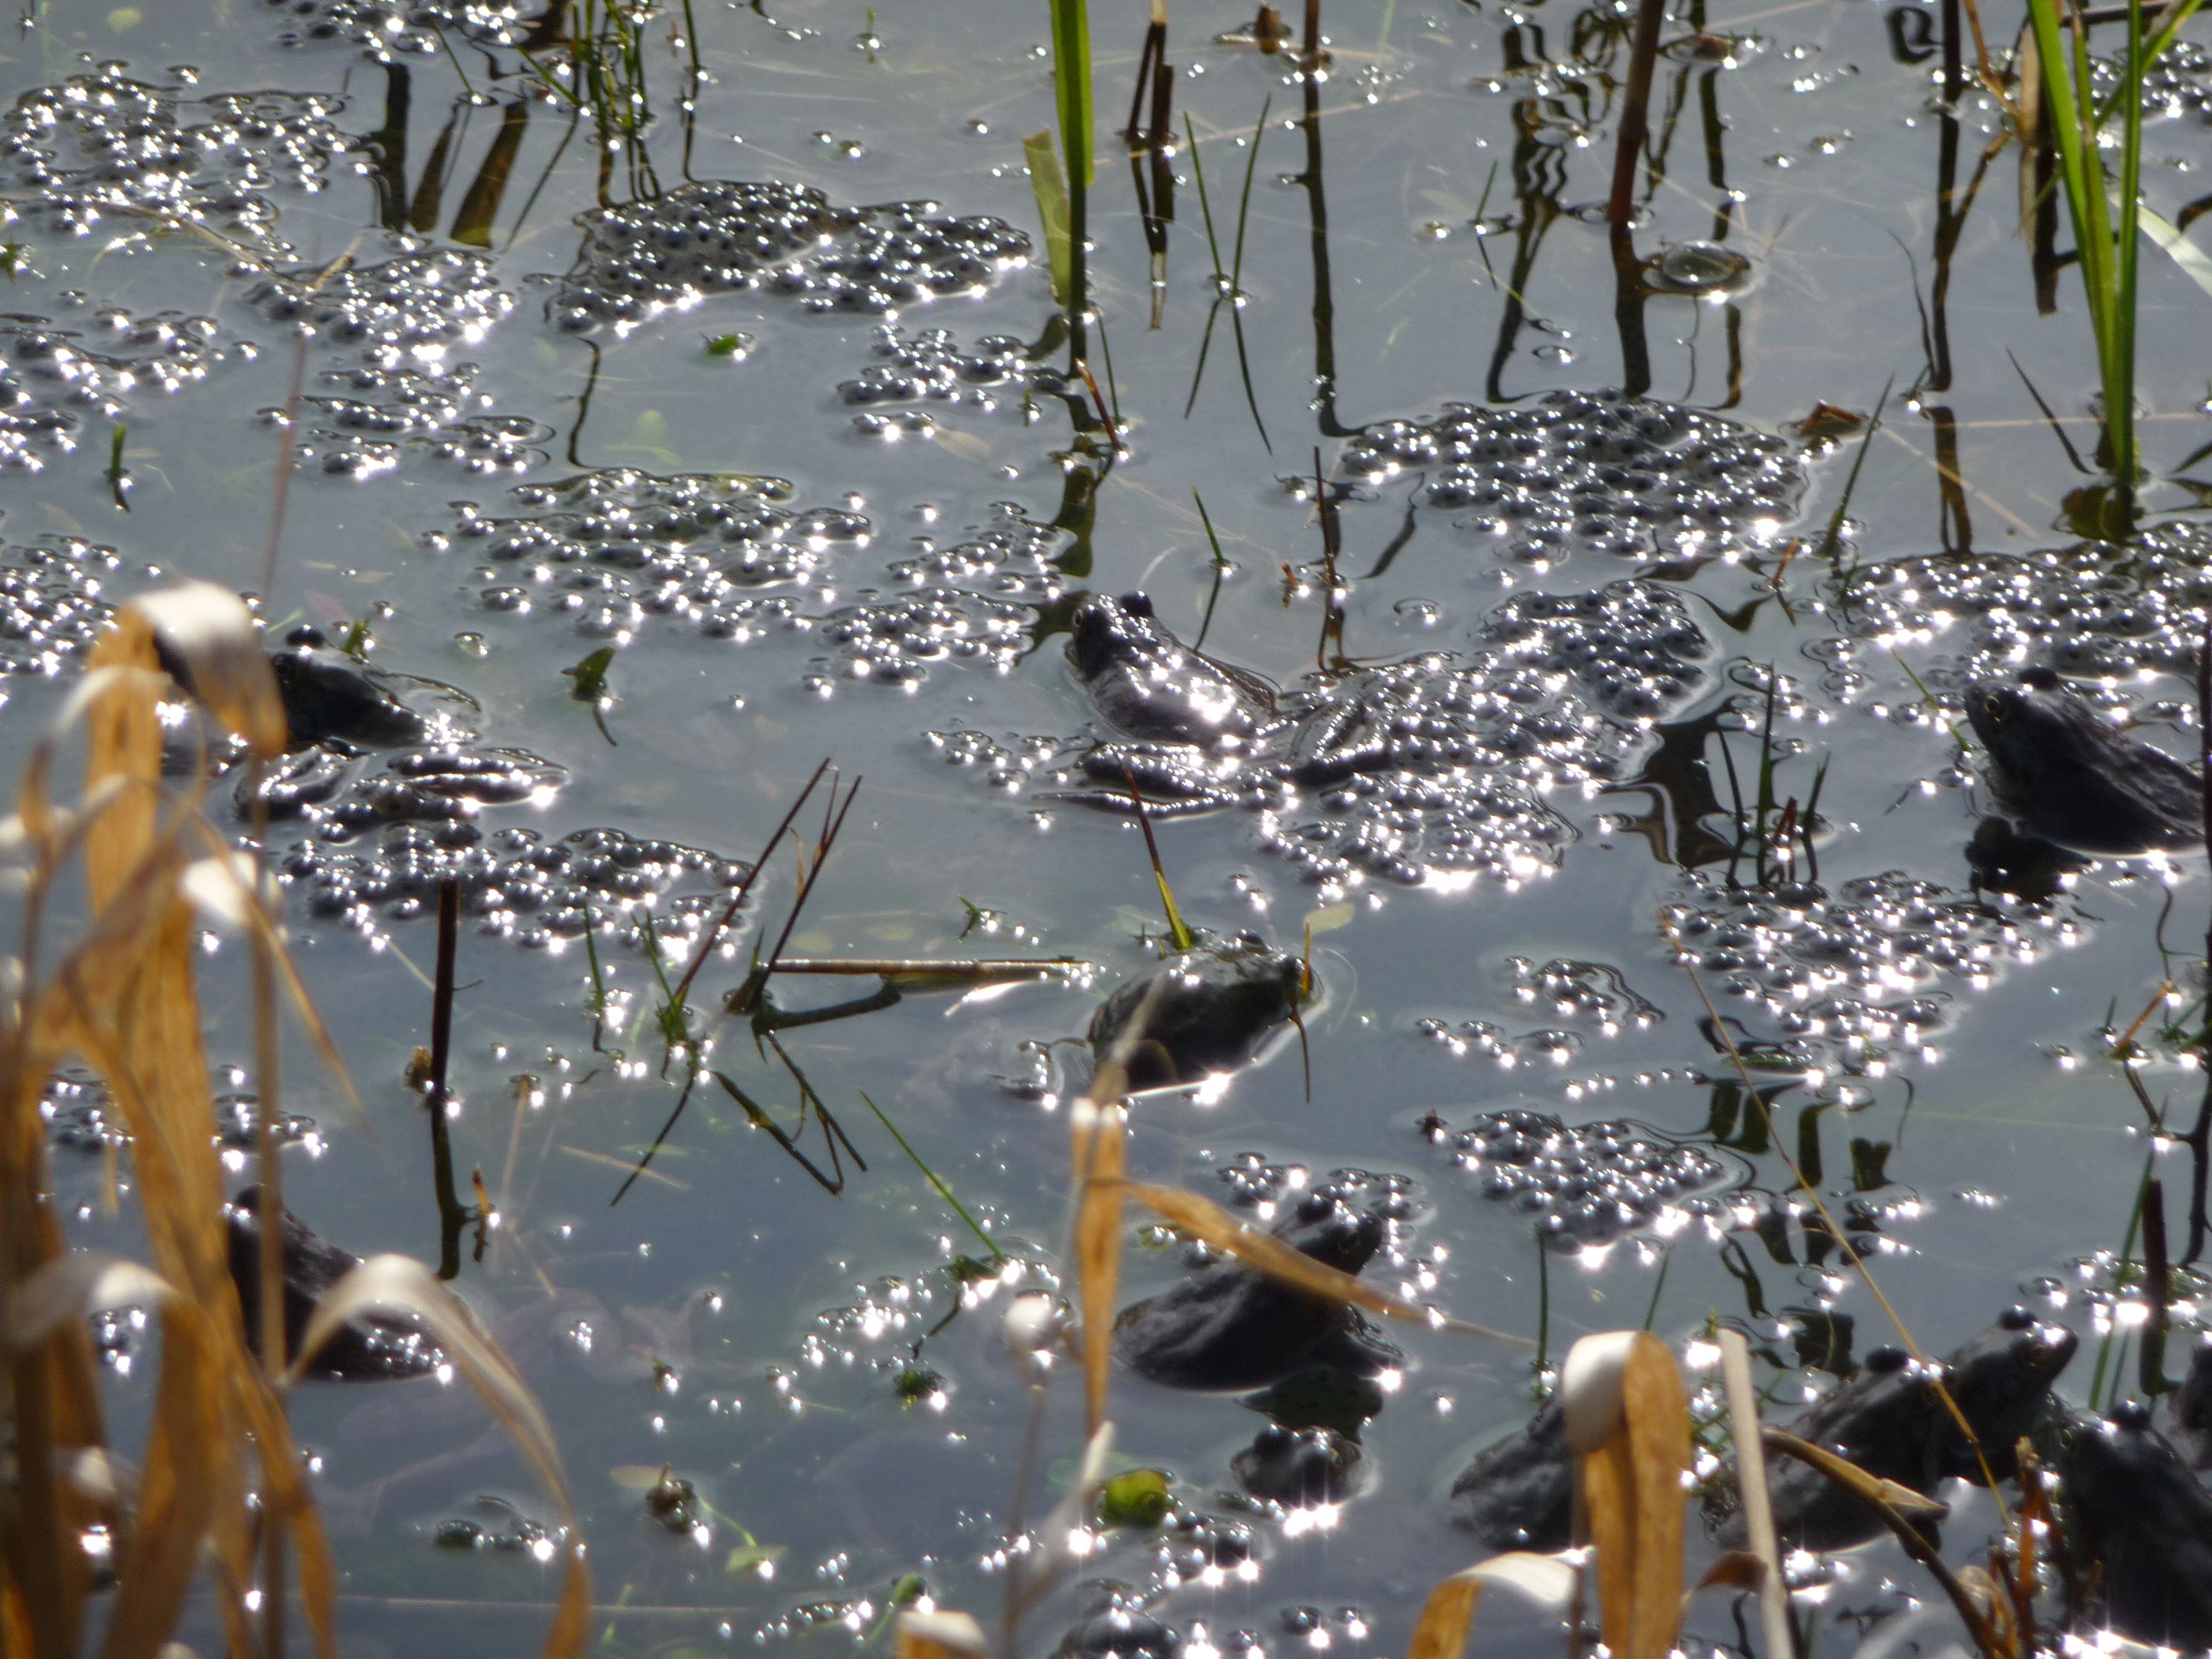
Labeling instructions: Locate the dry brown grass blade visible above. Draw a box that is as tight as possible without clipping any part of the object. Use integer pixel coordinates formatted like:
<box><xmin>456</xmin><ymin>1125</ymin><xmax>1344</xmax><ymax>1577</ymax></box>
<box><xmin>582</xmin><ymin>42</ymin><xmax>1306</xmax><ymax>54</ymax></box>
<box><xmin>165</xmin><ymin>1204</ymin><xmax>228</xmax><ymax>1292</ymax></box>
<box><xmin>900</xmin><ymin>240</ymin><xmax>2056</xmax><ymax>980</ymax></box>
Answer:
<box><xmin>1694</xmin><ymin>1551</ymin><xmax>1768</xmax><ymax>1593</ymax></box>
<box><xmin>1760</xmin><ymin>1431</ymin><xmax>2008</xmax><ymax>1659</ymax></box>
<box><xmin>1406</xmin><ymin>1555</ymin><xmax>1576</xmax><ymax>1659</ymax></box>
<box><xmin>1567</xmin><ymin>1331</ymin><xmax>1689</xmax><ymax>1659</ymax></box>
<box><xmin>1073</xmin><ymin>1100</ymin><xmax>1128</xmax><ymax>1435</ymax></box>
<box><xmin>1718</xmin><ymin>1329</ymin><xmax>1793</xmax><ymax>1659</ymax></box>
<box><xmin>226</xmin><ymin>1360</ymin><xmax>339</xmax><ymax>1657</ymax></box>
<box><xmin>12</xmin><ymin>1254</ymin><xmax>219</xmax><ymax>1659</ymax></box>
<box><xmin>131</xmin><ymin>584</ymin><xmax>285</xmax><ymax>759</ymax></box>
<box><xmin>896</xmin><ymin>1609</ymin><xmax>989</xmax><ymax>1659</ymax></box>
<box><xmin>1119</xmin><ymin>1182</ymin><xmax>1532</xmax><ymax>1345</ymax></box>
<box><xmin>177</xmin><ymin>830</ymin><xmax>362</xmax><ymax>1123</ymax></box>
<box><xmin>288</xmin><ymin>1254</ymin><xmax>589</xmax><ymax>1658</ymax></box>
<box><xmin>103</xmin><ymin>1294</ymin><xmax>221</xmax><ymax>1659</ymax></box>
<box><xmin>1</xmin><ymin>1077</ymin><xmax>107</xmax><ymax>1659</ymax></box>
<box><xmin>1759</xmin><ymin>1430</ymin><xmax>1949</xmax><ymax>1519</ymax></box>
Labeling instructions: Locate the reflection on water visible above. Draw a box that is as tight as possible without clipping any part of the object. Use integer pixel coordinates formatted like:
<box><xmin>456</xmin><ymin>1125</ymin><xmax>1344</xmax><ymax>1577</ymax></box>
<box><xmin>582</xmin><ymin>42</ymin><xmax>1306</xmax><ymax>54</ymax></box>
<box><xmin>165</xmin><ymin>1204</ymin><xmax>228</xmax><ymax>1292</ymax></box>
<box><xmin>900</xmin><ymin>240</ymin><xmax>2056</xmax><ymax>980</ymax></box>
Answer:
<box><xmin>10</xmin><ymin>0</ymin><xmax>2212</xmax><ymax>1650</ymax></box>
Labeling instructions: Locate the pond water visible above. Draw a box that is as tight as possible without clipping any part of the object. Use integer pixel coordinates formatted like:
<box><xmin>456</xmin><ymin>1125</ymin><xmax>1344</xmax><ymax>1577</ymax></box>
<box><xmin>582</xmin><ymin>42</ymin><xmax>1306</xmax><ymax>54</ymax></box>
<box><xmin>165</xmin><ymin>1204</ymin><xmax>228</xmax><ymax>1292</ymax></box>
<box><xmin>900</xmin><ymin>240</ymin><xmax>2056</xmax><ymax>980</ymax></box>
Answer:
<box><xmin>17</xmin><ymin>0</ymin><xmax>2212</xmax><ymax>1653</ymax></box>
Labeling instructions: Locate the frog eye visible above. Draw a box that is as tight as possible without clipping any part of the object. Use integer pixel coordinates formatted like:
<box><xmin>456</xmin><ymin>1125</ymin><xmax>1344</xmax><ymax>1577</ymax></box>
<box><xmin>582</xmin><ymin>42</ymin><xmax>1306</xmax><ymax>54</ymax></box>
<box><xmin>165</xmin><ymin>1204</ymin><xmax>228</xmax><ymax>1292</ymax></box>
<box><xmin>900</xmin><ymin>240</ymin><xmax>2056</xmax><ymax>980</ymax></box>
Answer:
<box><xmin>1999</xmin><ymin>1306</ymin><xmax>2036</xmax><ymax>1331</ymax></box>
<box><xmin>2110</xmin><ymin>1399</ymin><xmax>2152</xmax><ymax>1430</ymax></box>
<box><xmin>1864</xmin><ymin>1347</ymin><xmax>1910</xmax><ymax>1374</ymax></box>
<box><xmin>1118</xmin><ymin>591</ymin><xmax>1155</xmax><ymax>618</ymax></box>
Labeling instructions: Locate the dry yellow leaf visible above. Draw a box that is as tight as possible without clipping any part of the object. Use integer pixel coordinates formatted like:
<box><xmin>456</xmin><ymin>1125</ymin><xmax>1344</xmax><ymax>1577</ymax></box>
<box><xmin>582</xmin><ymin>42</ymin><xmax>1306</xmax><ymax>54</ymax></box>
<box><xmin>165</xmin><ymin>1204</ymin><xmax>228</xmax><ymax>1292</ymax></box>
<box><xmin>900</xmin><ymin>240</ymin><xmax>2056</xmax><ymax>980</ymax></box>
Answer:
<box><xmin>1120</xmin><ymin>1182</ymin><xmax>1528</xmax><ymax>1344</ymax></box>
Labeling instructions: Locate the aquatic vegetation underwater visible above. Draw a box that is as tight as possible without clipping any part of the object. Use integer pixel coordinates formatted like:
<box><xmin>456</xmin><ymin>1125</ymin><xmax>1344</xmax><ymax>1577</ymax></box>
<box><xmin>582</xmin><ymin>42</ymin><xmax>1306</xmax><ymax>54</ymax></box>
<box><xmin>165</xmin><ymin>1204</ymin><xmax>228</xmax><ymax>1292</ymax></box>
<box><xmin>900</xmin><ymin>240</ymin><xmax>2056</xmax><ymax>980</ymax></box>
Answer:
<box><xmin>15</xmin><ymin>0</ymin><xmax>2212</xmax><ymax>1655</ymax></box>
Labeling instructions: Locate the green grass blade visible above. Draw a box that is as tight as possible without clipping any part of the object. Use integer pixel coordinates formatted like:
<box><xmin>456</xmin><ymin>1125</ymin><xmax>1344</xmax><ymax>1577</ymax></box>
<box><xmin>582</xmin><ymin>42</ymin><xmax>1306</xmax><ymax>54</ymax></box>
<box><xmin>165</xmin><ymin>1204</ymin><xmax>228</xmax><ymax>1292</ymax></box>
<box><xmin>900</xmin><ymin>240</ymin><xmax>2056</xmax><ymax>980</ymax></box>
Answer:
<box><xmin>1228</xmin><ymin>95</ymin><xmax>1272</xmax><ymax>298</ymax></box>
<box><xmin>2135</xmin><ymin>197</ymin><xmax>2212</xmax><ymax>301</ymax></box>
<box><xmin>2115</xmin><ymin>0</ymin><xmax>2145</xmax><ymax>483</ymax></box>
<box><xmin>1023</xmin><ymin>129</ymin><xmax>1075</xmax><ymax>301</ymax></box>
<box><xmin>1184</xmin><ymin>113</ymin><xmax>1228</xmax><ymax>281</ymax></box>
<box><xmin>858</xmin><ymin>1091</ymin><xmax>1006</xmax><ymax>1262</ymax></box>
<box><xmin>1049</xmin><ymin>0</ymin><xmax>1093</xmax><ymax>189</ymax></box>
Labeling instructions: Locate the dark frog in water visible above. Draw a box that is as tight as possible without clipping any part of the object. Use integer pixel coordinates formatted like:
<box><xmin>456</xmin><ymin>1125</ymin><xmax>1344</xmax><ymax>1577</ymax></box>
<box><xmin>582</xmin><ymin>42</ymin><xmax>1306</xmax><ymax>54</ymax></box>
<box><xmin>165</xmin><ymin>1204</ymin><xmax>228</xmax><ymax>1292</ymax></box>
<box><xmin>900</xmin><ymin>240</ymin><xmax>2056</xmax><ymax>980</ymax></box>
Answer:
<box><xmin>1966</xmin><ymin>668</ymin><xmax>2202</xmax><ymax>854</ymax></box>
<box><xmin>1449</xmin><ymin>1309</ymin><xmax>2074</xmax><ymax>1555</ymax></box>
<box><xmin>226</xmin><ymin>1185</ymin><xmax>444</xmax><ymax>1381</ymax></box>
<box><xmin>1450</xmin><ymin>1397</ymin><xmax>1570</xmax><ymax>1551</ymax></box>
<box><xmin>1740</xmin><ymin>1306</ymin><xmax>2076</xmax><ymax>1550</ymax></box>
<box><xmin>1114</xmin><ymin>1187</ymin><xmax>1401</xmax><ymax>1392</ymax></box>
<box><xmin>2056</xmin><ymin>1402</ymin><xmax>2212</xmax><ymax>1650</ymax></box>
<box><xmin>1066</xmin><ymin>591</ymin><xmax>1276</xmax><ymax>751</ymax></box>
<box><xmin>268</xmin><ymin>627</ymin><xmax>436</xmax><ymax>748</ymax></box>
<box><xmin>1088</xmin><ymin>935</ymin><xmax>1306</xmax><ymax>1095</ymax></box>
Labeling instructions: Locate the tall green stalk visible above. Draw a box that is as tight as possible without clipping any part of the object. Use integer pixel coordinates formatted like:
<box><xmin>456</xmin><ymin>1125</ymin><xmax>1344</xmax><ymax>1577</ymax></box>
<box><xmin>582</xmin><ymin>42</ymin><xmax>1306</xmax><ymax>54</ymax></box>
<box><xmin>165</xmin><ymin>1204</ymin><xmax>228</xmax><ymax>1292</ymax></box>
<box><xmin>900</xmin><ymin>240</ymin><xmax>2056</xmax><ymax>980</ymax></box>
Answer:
<box><xmin>2024</xmin><ymin>0</ymin><xmax>2144</xmax><ymax>506</ymax></box>
<box><xmin>1048</xmin><ymin>0</ymin><xmax>1093</xmax><ymax>352</ymax></box>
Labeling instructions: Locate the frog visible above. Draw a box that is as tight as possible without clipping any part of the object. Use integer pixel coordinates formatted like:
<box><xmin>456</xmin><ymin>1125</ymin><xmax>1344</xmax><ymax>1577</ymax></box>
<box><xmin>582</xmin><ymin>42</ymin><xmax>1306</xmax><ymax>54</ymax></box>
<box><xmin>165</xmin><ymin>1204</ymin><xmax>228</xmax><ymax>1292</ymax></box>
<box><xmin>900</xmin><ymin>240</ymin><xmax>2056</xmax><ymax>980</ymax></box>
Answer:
<box><xmin>1231</xmin><ymin>1423</ymin><xmax>1363</xmax><ymax>1507</ymax></box>
<box><xmin>1068</xmin><ymin>591</ymin><xmax>1278</xmax><ymax>750</ymax></box>
<box><xmin>1965</xmin><ymin>668</ymin><xmax>2202</xmax><ymax>854</ymax></box>
<box><xmin>1088</xmin><ymin>936</ymin><xmax>1306</xmax><ymax>1095</ymax></box>
<box><xmin>226</xmin><ymin>1185</ymin><xmax>444</xmax><ymax>1381</ymax></box>
<box><xmin>2055</xmin><ymin>1402</ymin><xmax>2212</xmax><ymax>1650</ymax></box>
<box><xmin>1742</xmin><ymin>1306</ymin><xmax>2076</xmax><ymax>1550</ymax></box>
<box><xmin>1113</xmin><ymin>1188</ymin><xmax>1402</xmax><ymax>1392</ymax></box>
<box><xmin>2165</xmin><ymin>1334</ymin><xmax>2212</xmax><ymax>1468</ymax></box>
<box><xmin>1449</xmin><ymin>1398</ymin><xmax>1570</xmax><ymax>1552</ymax></box>
<box><xmin>1061</xmin><ymin>593</ymin><xmax>1402</xmax><ymax>815</ymax></box>
<box><xmin>268</xmin><ymin>628</ymin><xmax>436</xmax><ymax>748</ymax></box>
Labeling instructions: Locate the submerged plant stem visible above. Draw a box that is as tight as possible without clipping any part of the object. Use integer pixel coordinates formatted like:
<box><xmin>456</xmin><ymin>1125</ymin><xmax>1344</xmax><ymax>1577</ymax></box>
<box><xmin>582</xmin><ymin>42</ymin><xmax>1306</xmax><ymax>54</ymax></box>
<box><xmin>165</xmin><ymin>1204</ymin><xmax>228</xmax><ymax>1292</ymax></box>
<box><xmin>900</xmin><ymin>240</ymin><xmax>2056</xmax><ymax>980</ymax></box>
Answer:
<box><xmin>860</xmin><ymin>1092</ymin><xmax>1005</xmax><ymax>1262</ymax></box>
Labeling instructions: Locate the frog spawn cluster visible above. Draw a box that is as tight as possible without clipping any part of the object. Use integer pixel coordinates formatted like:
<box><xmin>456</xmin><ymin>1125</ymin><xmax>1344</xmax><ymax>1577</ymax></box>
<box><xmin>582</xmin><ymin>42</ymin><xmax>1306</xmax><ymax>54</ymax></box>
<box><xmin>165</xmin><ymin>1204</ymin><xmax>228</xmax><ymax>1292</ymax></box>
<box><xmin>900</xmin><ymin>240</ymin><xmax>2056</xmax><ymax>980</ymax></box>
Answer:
<box><xmin>1483</xmin><ymin>581</ymin><xmax>1713</xmax><ymax>719</ymax></box>
<box><xmin>44</xmin><ymin>1066</ymin><xmax>319</xmax><ymax>1160</ymax></box>
<box><xmin>438</xmin><ymin>472</ymin><xmax>1062</xmax><ymax>684</ymax></box>
<box><xmin>0</xmin><ymin>536</ymin><xmax>124</xmax><ymax>672</ymax></box>
<box><xmin>1663</xmin><ymin>869</ymin><xmax>2087</xmax><ymax>1080</ymax></box>
<box><xmin>0</xmin><ymin>307</ymin><xmax>252</xmax><ymax>472</ymax></box>
<box><xmin>840</xmin><ymin>324</ymin><xmax>1064</xmax><ymax>440</ymax></box>
<box><xmin>1041</xmin><ymin>625</ymin><xmax>1694</xmax><ymax>889</ymax></box>
<box><xmin>1336</xmin><ymin>390</ymin><xmax>1806</xmax><ymax>570</ymax></box>
<box><xmin>250</xmin><ymin>244</ymin><xmax>535</xmax><ymax>479</ymax></box>
<box><xmin>262</xmin><ymin>0</ymin><xmax>549</xmax><ymax>59</ymax></box>
<box><xmin>243</xmin><ymin>741</ymin><xmax>568</xmax><ymax>838</ymax></box>
<box><xmin>1838</xmin><ymin>522</ymin><xmax>2212</xmax><ymax>690</ymax></box>
<box><xmin>3</xmin><ymin>74</ymin><xmax>349</xmax><ymax>243</ymax></box>
<box><xmin>1437</xmin><ymin>1108</ymin><xmax>1741</xmax><ymax>1246</ymax></box>
<box><xmin>552</xmin><ymin>182</ymin><xmax>1032</xmax><ymax>333</ymax></box>
<box><xmin>1415</xmin><ymin>954</ymin><xmax>1663</xmax><ymax>1070</ymax></box>
<box><xmin>278</xmin><ymin>822</ymin><xmax>742</xmax><ymax>949</ymax></box>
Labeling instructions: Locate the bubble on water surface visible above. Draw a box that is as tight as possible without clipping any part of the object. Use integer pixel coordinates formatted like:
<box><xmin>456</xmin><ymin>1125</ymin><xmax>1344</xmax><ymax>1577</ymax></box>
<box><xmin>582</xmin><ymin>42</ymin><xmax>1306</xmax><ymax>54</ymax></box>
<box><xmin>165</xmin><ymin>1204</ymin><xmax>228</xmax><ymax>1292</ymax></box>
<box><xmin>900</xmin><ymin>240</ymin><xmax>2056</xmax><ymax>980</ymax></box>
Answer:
<box><xmin>553</xmin><ymin>182</ymin><xmax>1031</xmax><ymax>332</ymax></box>
<box><xmin>1338</xmin><ymin>390</ymin><xmax>1805</xmax><ymax>570</ymax></box>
